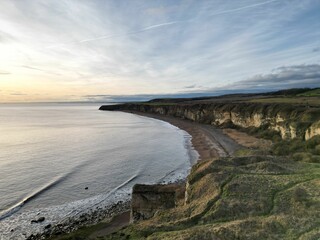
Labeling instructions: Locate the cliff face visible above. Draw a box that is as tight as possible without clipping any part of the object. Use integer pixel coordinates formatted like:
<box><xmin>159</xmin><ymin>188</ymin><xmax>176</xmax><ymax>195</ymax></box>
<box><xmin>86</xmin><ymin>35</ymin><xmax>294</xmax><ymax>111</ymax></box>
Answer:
<box><xmin>131</xmin><ymin>184</ymin><xmax>180</xmax><ymax>222</ymax></box>
<box><xmin>305</xmin><ymin>120</ymin><xmax>320</xmax><ymax>140</ymax></box>
<box><xmin>100</xmin><ymin>103</ymin><xmax>320</xmax><ymax>140</ymax></box>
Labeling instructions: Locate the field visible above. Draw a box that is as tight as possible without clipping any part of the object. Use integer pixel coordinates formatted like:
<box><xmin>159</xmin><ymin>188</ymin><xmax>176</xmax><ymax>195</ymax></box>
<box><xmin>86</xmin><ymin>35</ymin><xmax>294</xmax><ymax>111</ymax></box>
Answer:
<box><xmin>248</xmin><ymin>97</ymin><xmax>320</xmax><ymax>106</ymax></box>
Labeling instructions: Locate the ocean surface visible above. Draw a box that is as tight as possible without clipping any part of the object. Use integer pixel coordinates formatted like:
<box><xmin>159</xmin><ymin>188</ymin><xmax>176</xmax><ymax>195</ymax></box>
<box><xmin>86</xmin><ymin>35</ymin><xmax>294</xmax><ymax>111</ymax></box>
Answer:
<box><xmin>0</xmin><ymin>103</ymin><xmax>198</xmax><ymax>239</ymax></box>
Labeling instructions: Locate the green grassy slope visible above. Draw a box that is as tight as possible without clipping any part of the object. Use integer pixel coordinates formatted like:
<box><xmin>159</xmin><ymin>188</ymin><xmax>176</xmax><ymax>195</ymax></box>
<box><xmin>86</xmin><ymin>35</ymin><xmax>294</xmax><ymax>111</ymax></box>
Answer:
<box><xmin>298</xmin><ymin>89</ymin><xmax>320</xmax><ymax>97</ymax></box>
<box><xmin>105</xmin><ymin>155</ymin><xmax>320</xmax><ymax>240</ymax></box>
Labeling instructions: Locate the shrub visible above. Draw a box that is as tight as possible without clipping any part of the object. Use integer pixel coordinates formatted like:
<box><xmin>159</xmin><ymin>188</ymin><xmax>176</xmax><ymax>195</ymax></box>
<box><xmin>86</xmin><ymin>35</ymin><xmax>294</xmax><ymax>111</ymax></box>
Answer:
<box><xmin>272</xmin><ymin>141</ymin><xmax>291</xmax><ymax>156</ymax></box>
<box><xmin>311</xmin><ymin>155</ymin><xmax>320</xmax><ymax>163</ymax></box>
<box><xmin>293</xmin><ymin>188</ymin><xmax>308</xmax><ymax>202</ymax></box>
<box><xmin>306</xmin><ymin>136</ymin><xmax>320</xmax><ymax>150</ymax></box>
<box><xmin>313</xmin><ymin>145</ymin><xmax>320</xmax><ymax>155</ymax></box>
<box><xmin>288</xmin><ymin>139</ymin><xmax>305</xmax><ymax>152</ymax></box>
<box><xmin>292</xmin><ymin>152</ymin><xmax>312</xmax><ymax>162</ymax></box>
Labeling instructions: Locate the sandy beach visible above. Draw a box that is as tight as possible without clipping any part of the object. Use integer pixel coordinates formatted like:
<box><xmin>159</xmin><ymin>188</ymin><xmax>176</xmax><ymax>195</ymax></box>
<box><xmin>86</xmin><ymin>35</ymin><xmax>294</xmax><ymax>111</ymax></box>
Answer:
<box><xmin>131</xmin><ymin>111</ymin><xmax>243</xmax><ymax>160</ymax></box>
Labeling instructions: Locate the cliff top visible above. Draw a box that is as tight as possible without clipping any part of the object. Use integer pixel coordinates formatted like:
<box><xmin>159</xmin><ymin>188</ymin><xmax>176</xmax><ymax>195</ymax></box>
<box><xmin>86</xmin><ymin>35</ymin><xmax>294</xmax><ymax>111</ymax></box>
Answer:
<box><xmin>107</xmin><ymin>155</ymin><xmax>320</xmax><ymax>239</ymax></box>
<box><xmin>145</xmin><ymin>87</ymin><xmax>320</xmax><ymax>106</ymax></box>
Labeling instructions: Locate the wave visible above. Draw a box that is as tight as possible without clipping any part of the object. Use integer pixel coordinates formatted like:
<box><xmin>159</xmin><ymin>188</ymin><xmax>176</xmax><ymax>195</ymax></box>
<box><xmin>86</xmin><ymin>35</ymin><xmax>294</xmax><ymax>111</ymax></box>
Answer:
<box><xmin>0</xmin><ymin>152</ymin><xmax>141</xmax><ymax>222</ymax></box>
<box><xmin>59</xmin><ymin>172</ymin><xmax>140</xmax><ymax>222</ymax></box>
<box><xmin>0</xmin><ymin>173</ymin><xmax>70</xmax><ymax>221</ymax></box>
<box><xmin>156</xmin><ymin>162</ymin><xmax>190</xmax><ymax>184</ymax></box>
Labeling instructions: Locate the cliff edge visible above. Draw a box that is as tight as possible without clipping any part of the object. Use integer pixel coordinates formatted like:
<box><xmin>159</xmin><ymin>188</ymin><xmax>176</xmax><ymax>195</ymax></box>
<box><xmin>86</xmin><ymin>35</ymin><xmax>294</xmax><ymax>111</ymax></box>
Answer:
<box><xmin>100</xmin><ymin>90</ymin><xmax>320</xmax><ymax>239</ymax></box>
<box><xmin>100</xmin><ymin>102</ymin><xmax>320</xmax><ymax>141</ymax></box>
<box><xmin>108</xmin><ymin>156</ymin><xmax>320</xmax><ymax>239</ymax></box>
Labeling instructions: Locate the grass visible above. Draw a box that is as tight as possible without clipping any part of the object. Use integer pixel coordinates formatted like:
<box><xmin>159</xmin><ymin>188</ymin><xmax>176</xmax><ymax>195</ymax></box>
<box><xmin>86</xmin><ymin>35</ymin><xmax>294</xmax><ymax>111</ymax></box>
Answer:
<box><xmin>248</xmin><ymin>97</ymin><xmax>320</xmax><ymax>106</ymax></box>
<box><xmin>132</xmin><ymin>102</ymin><xmax>178</xmax><ymax>106</ymax></box>
<box><xmin>270</xmin><ymin>136</ymin><xmax>320</xmax><ymax>163</ymax></box>
<box><xmin>237</xmin><ymin>121</ymin><xmax>320</xmax><ymax>163</ymax></box>
<box><xmin>72</xmin><ymin>96</ymin><xmax>320</xmax><ymax>239</ymax></box>
<box><xmin>234</xmin><ymin>148</ymin><xmax>257</xmax><ymax>157</ymax></box>
<box><xmin>297</xmin><ymin>88</ymin><xmax>320</xmax><ymax>97</ymax></box>
<box><xmin>53</xmin><ymin>138</ymin><xmax>320</xmax><ymax>239</ymax></box>
<box><xmin>244</xmin><ymin>125</ymin><xmax>282</xmax><ymax>142</ymax></box>
<box><xmin>103</xmin><ymin>156</ymin><xmax>320</xmax><ymax>239</ymax></box>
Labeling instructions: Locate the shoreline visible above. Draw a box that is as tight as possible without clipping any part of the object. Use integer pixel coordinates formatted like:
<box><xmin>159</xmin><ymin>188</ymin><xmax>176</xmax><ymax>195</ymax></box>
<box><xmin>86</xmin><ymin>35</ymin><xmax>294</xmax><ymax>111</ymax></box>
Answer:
<box><xmin>128</xmin><ymin>111</ymin><xmax>242</xmax><ymax>160</ymax></box>
<box><xmin>43</xmin><ymin>111</ymin><xmax>244</xmax><ymax>239</ymax></box>
<box><xmin>23</xmin><ymin>111</ymin><xmax>242</xmax><ymax>239</ymax></box>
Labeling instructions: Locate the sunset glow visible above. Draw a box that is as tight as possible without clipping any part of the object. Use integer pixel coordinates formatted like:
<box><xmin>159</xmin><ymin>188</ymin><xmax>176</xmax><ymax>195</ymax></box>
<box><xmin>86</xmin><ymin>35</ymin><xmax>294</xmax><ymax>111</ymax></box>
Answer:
<box><xmin>0</xmin><ymin>0</ymin><xmax>319</xmax><ymax>102</ymax></box>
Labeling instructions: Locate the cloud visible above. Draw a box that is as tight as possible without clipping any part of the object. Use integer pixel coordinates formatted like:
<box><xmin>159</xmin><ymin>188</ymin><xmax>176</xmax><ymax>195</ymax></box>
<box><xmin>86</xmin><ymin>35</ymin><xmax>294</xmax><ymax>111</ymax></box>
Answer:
<box><xmin>182</xmin><ymin>84</ymin><xmax>208</xmax><ymax>92</ymax></box>
<box><xmin>184</xmin><ymin>84</ymin><xmax>197</xmax><ymax>89</ymax></box>
<box><xmin>0</xmin><ymin>0</ymin><xmax>319</xmax><ymax>102</ymax></box>
<box><xmin>313</xmin><ymin>47</ymin><xmax>320</xmax><ymax>52</ymax></box>
<box><xmin>104</xmin><ymin>64</ymin><xmax>320</xmax><ymax>101</ymax></box>
<box><xmin>84</xmin><ymin>94</ymin><xmax>159</xmax><ymax>102</ymax></box>
<box><xmin>10</xmin><ymin>92</ymin><xmax>27</xmax><ymax>96</ymax></box>
<box><xmin>0</xmin><ymin>71</ymin><xmax>11</xmax><ymax>75</ymax></box>
<box><xmin>84</xmin><ymin>93</ymin><xmax>218</xmax><ymax>102</ymax></box>
<box><xmin>0</xmin><ymin>31</ymin><xmax>15</xmax><ymax>43</ymax></box>
<box><xmin>145</xmin><ymin>6</ymin><xmax>178</xmax><ymax>16</ymax></box>
<box><xmin>239</xmin><ymin>64</ymin><xmax>320</xmax><ymax>88</ymax></box>
<box><xmin>200</xmin><ymin>64</ymin><xmax>320</xmax><ymax>93</ymax></box>
<box><xmin>21</xmin><ymin>65</ymin><xmax>46</xmax><ymax>71</ymax></box>
<box><xmin>21</xmin><ymin>65</ymin><xmax>62</xmax><ymax>76</ymax></box>
<box><xmin>208</xmin><ymin>0</ymin><xmax>278</xmax><ymax>17</ymax></box>
<box><xmin>165</xmin><ymin>64</ymin><xmax>320</xmax><ymax>98</ymax></box>
<box><xmin>47</xmin><ymin>0</ymin><xmax>279</xmax><ymax>48</ymax></box>
<box><xmin>48</xmin><ymin>20</ymin><xmax>183</xmax><ymax>48</ymax></box>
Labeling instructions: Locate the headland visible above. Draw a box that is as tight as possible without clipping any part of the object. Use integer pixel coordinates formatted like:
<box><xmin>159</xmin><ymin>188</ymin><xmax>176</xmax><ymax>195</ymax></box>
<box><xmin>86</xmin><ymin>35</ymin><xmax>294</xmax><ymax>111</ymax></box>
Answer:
<box><xmin>51</xmin><ymin>88</ymin><xmax>320</xmax><ymax>239</ymax></box>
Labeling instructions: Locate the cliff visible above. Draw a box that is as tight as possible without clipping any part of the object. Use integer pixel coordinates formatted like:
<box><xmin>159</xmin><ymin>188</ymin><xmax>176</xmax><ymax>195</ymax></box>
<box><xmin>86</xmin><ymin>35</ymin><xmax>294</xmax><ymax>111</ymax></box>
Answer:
<box><xmin>100</xmin><ymin>102</ymin><xmax>320</xmax><ymax>140</ymax></box>
<box><xmin>131</xmin><ymin>184</ymin><xmax>185</xmax><ymax>222</ymax></box>
<box><xmin>107</xmin><ymin>156</ymin><xmax>320</xmax><ymax>239</ymax></box>
<box><xmin>98</xmin><ymin>97</ymin><xmax>320</xmax><ymax>239</ymax></box>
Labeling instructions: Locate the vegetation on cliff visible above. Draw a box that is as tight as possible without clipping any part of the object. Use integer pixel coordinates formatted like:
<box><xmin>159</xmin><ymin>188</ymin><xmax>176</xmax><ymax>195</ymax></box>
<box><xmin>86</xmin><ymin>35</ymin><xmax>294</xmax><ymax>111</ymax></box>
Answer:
<box><xmin>100</xmin><ymin>88</ymin><xmax>320</xmax><ymax>141</ymax></box>
<box><xmin>107</xmin><ymin>155</ymin><xmax>320</xmax><ymax>239</ymax></box>
<box><xmin>99</xmin><ymin>89</ymin><xmax>320</xmax><ymax>239</ymax></box>
<box><xmin>55</xmin><ymin>89</ymin><xmax>320</xmax><ymax>239</ymax></box>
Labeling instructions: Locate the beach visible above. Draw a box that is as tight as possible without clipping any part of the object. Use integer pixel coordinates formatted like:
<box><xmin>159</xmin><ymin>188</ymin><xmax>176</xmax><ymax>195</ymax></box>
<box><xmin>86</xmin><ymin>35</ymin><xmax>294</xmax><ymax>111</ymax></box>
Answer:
<box><xmin>132</xmin><ymin>112</ymin><xmax>243</xmax><ymax>159</ymax></box>
<box><xmin>50</xmin><ymin>111</ymin><xmax>247</xmax><ymax>239</ymax></box>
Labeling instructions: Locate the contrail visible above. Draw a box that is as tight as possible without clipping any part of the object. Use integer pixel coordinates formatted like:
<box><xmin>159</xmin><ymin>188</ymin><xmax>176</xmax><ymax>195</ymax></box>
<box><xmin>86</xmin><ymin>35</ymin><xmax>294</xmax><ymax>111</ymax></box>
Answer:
<box><xmin>47</xmin><ymin>21</ymin><xmax>181</xmax><ymax>48</ymax></box>
<box><xmin>80</xmin><ymin>21</ymin><xmax>181</xmax><ymax>42</ymax></box>
<box><xmin>141</xmin><ymin>21</ymin><xmax>180</xmax><ymax>30</ymax></box>
<box><xmin>209</xmin><ymin>0</ymin><xmax>278</xmax><ymax>16</ymax></box>
<box><xmin>79</xmin><ymin>34</ymin><xmax>121</xmax><ymax>43</ymax></box>
<box><xmin>47</xmin><ymin>0</ymin><xmax>278</xmax><ymax>48</ymax></box>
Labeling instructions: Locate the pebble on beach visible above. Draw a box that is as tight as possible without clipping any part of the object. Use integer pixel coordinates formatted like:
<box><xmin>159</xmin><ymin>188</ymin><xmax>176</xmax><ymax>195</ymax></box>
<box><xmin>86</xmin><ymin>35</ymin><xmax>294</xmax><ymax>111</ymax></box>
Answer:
<box><xmin>26</xmin><ymin>200</ymin><xmax>131</xmax><ymax>239</ymax></box>
<box><xmin>31</xmin><ymin>217</ymin><xmax>45</xmax><ymax>224</ymax></box>
<box><xmin>45</xmin><ymin>224</ymin><xmax>51</xmax><ymax>229</ymax></box>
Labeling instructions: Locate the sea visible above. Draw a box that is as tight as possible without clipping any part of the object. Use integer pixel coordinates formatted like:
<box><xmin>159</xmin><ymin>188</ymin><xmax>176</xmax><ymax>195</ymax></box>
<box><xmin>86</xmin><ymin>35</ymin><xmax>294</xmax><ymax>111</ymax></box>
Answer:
<box><xmin>0</xmin><ymin>103</ymin><xmax>198</xmax><ymax>239</ymax></box>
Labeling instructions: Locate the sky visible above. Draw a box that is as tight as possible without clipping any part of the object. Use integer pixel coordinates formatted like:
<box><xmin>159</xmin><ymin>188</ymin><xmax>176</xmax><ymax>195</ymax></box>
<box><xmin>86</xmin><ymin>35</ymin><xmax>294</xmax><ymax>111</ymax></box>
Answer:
<box><xmin>0</xmin><ymin>0</ymin><xmax>319</xmax><ymax>102</ymax></box>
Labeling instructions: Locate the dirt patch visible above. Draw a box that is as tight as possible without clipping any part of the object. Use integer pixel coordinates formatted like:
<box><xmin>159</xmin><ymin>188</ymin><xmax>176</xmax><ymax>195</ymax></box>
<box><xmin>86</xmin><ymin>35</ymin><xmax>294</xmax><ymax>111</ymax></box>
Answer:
<box><xmin>223</xmin><ymin>128</ymin><xmax>272</xmax><ymax>149</ymax></box>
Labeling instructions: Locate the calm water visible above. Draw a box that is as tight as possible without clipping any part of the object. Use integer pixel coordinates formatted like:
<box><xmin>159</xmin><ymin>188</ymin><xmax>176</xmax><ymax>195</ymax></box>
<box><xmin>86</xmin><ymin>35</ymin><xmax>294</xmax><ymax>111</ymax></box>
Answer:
<box><xmin>0</xmin><ymin>103</ymin><xmax>197</xmax><ymax>239</ymax></box>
